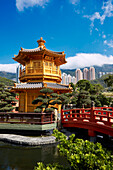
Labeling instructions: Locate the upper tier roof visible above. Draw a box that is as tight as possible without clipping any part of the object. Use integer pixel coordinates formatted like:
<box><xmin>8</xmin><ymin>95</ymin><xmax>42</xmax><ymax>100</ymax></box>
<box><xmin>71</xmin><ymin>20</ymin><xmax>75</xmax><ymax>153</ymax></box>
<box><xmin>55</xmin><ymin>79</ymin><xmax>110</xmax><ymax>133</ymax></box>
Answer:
<box><xmin>13</xmin><ymin>37</ymin><xmax>67</xmax><ymax>66</ymax></box>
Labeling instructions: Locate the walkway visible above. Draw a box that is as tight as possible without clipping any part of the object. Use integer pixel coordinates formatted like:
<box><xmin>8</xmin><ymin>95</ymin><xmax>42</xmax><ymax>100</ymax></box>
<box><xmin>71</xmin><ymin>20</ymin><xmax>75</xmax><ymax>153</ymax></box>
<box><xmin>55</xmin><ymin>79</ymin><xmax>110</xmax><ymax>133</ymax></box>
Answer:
<box><xmin>0</xmin><ymin>134</ymin><xmax>56</xmax><ymax>146</ymax></box>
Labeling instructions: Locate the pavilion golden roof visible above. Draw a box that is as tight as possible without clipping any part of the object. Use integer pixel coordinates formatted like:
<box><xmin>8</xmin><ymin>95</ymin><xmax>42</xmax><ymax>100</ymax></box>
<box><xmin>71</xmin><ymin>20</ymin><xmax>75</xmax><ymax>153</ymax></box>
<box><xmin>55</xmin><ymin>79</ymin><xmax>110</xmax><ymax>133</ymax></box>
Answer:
<box><xmin>13</xmin><ymin>37</ymin><xmax>67</xmax><ymax>66</ymax></box>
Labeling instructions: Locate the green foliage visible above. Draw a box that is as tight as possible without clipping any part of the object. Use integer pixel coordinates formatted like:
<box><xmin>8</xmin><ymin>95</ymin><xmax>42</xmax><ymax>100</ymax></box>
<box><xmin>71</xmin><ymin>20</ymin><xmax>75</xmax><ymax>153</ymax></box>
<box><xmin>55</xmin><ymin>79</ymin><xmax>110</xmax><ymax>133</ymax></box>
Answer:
<box><xmin>69</xmin><ymin>82</ymin><xmax>75</xmax><ymax>91</ymax></box>
<box><xmin>0</xmin><ymin>83</ymin><xmax>16</xmax><ymax>112</ymax></box>
<box><xmin>35</xmin><ymin>130</ymin><xmax>113</xmax><ymax>169</ymax></box>
<box><xmin>34</xmin><ymin>162</ymin><xmax>67</xmax><ymax>170</ymax></box>
<box><xmin>76</xmin><ymin>80</ymin><xmax>92</xmax><ymax>91</ymax></box>
<box><xmin>40</xmin><ymin>88</ymin><xmax>53</xmax><ymax>94</ymax></box>
<box><xmin>75</xmin><ymin>80</ymin><xmax>111</xmax><ymax>108</ymax></box>
<box><xmin>52</xmin><ymin>130</ymin><xmax>113</xmax><ymax>170</ymax></box>
<box><xmin>76</xmin><ymin>90</ymin><xmax>91</xmax><ymax>108</ymax></box>
<box><xmin>32</xmin><ymin>88</ymin><xmax>76</xmax><ymax>112</ymax></box>
<box><xmin>45</xmin><ymin>108</ymin><xmax>54</xmax><ymax>112</ymax></box>
<box><xmin>34</xmin><ymin>108</ymin><xmax>42</xmax><ymax>113</ymax></box>
<box><xmin>104</xmin><ymin>75</ymin><xmax>113</xmax><ymax>87</ymax></box>
<box><xmin>32</xmin><ymin>88</ymin><xmax>61</xmax><ymax>113</ymax></box>
<box><xmin>0</xmin><ymin>76</ymin><xmax>15</xmax><ymax>86</ymax></box>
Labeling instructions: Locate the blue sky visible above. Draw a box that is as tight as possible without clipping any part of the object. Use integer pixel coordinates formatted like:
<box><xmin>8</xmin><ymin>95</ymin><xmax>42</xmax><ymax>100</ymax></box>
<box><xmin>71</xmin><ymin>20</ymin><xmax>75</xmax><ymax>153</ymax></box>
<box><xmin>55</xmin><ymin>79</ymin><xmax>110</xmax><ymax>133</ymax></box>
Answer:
<box><xmin>1</xmin><ymin>0</ymin><xmax>113</xmax><ymax>72</ymax></box>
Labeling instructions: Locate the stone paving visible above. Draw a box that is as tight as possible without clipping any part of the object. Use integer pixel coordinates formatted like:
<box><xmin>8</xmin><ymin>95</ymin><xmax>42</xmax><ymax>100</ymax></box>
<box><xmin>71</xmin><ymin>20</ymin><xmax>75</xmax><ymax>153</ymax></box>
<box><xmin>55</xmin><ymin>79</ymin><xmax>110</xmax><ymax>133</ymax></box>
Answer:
<box><xmin>0</xmin><ymin>134</ymin><xmax>56</xmax><ymax>146</ymax></box>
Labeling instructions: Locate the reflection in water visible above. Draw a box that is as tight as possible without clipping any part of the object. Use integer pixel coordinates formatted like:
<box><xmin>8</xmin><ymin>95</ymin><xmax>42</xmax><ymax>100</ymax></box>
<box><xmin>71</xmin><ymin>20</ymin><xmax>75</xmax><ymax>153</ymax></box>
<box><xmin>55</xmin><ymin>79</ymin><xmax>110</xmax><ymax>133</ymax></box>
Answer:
<box><xmin>0</xmin><ymin>142</ymin><xmax>69</xmax><ymax>170</ymax></box>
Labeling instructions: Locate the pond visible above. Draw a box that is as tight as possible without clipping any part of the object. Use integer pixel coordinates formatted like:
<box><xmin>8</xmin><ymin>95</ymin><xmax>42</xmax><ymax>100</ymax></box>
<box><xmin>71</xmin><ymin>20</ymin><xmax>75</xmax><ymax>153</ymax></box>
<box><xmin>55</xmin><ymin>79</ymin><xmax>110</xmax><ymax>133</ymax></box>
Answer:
<box><xmin>0</xmin><ymin>142</ymin><xmax>69</xmax><ymax>170</ymax></box>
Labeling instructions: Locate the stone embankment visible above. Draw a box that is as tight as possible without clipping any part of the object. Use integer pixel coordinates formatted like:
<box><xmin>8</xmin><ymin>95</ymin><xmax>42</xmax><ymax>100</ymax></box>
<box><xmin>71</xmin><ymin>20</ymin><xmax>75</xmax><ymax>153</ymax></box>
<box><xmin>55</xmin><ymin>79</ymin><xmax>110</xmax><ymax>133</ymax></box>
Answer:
<box><xmin>0</xmin><ymin>134</ymin><xmax>56</xmax><ymax>146</ymax></box>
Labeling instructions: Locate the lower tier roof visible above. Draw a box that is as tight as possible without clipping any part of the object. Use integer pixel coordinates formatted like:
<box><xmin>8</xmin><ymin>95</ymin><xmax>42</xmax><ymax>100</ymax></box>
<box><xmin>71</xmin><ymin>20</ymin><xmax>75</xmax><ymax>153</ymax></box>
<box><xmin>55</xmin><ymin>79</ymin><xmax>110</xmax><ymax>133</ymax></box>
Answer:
<box><xmin>13</xmin><ymin>82</ymin><xmax>70</xmax><ymax>90</ymax></box>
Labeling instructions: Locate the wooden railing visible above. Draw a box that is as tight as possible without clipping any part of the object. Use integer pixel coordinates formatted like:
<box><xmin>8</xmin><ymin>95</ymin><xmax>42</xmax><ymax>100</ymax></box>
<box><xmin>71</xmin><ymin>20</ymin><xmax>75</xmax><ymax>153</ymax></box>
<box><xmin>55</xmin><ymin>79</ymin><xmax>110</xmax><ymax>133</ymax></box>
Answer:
<box><xmin>20</xmin><ymin>67</ymin><xmax>61</xmax><ymax>77</ymax></box>
<box><xmin>61</xmin><ymin>106</ymin><xmax>113</xmax><ymax>136</ymax></box>
<box><xmin>0</xmin><ymin>112</ymin><xmax>55</xmax><ymax>125</ymax></box>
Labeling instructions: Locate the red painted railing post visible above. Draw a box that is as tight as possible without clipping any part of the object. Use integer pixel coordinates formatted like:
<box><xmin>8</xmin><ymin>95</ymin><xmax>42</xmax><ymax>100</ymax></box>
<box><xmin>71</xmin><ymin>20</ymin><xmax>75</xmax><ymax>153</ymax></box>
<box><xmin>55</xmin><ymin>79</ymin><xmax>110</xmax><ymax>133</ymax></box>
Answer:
<box><xmin>61</xmin><ymin>109</ymin><xmax>63</xmax><ymax>121</ymax></box>
<box><xmin>50</xmin><ymin>113</ymin><xmax>53</xmax><ymax>123</ymax></box>
<box><xmin>90</xmin><ymin>101</ymin><xmax>95</xmax><ymax>122</ymax></box>
<box><xmin>88</xmin><ymin>101</ymin><xmax>96</xmax><ymax>137</ymax></box>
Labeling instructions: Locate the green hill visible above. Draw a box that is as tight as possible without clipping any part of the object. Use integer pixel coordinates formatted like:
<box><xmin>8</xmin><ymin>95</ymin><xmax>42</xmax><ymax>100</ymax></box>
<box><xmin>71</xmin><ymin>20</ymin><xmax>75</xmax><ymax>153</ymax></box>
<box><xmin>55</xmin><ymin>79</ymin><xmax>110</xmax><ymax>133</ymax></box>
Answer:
<box><xmin>0</xmin><ymin>71</ymin><xmax>16</xmax><ymax>80</ymax></box>
<box><xmin>0</xmin><ymin>76</ymin><xmax>15</xmax><ymax>86</ymax></box>
<box><xmin>90</xmin><ymin>75</ymin><xmax>109</xmax><ymax>88</ymax></box>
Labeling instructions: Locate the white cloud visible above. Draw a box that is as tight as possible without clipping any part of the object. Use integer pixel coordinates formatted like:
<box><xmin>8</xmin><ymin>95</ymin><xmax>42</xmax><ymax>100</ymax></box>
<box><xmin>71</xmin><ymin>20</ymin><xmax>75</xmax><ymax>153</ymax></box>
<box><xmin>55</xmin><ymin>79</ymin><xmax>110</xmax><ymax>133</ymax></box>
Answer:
<box><xmin>16</xmin><ymin>0</ymin><xmax>49</xmax><ymax>11</ymax></box>
<box><xmin>83</xmin><ymin>0</ymin><xmax>113</xmax><ymax>29</ymax></box>
<box><xmin>0</xmin><ymin>64</ymin><xmax>19</xmax><ymax>73</ymax></box>
<box><xmin>102</xmin><ymin>34</ymin><xmax>106</xmax><ymax>39</ymax></box>
<box><xmin>95</xmin><ymin>28</ymin><xmax>99</xmax><ymax>32</ymax></box>
<box><xmin>60</xmin><ymin>53</ymin><xmax>113</xmax><ymax>69</ymax></box>
<box><xmin>105</xmin><ymin>40</ymin><xmax>113</xmax><ymax>48</ymax></box>
<box><xmin>69</xmin><ymin>0</ymin><xmax>80</xmax><ymax>5</ymax></box>
<box><xmin>104</xmin><ymin>40</ymin><xmax>107</xmax><ymax>44</ymax></box>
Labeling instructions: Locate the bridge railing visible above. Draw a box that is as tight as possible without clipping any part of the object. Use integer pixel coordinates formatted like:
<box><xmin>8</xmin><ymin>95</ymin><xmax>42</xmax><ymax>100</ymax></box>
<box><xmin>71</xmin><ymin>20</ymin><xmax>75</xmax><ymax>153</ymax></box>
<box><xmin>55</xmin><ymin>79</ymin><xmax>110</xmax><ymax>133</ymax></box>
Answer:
<box><xmin>0</xmin><ymin>112</ymin><xmax>55</xmax><ymax>125</ymax></box>
<box><xmin>61</xmin><ymin>107</ymin><xmax>113</xmax><ymax>128</ymax></box>
<box><xmin>92</xmin><ymin>109</ymin><xmax>113</xmax><ymax>126</ymax></box>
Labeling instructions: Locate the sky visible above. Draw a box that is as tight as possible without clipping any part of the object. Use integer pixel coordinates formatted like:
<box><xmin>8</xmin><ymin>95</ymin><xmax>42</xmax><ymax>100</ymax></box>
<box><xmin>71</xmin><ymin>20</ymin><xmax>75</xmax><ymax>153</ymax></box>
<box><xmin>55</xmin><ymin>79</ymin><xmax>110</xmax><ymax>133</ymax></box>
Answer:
<box><xmin>1</xmin><ymin>0</ymin><xmax>113</xmax><ymax>72</ymax></box>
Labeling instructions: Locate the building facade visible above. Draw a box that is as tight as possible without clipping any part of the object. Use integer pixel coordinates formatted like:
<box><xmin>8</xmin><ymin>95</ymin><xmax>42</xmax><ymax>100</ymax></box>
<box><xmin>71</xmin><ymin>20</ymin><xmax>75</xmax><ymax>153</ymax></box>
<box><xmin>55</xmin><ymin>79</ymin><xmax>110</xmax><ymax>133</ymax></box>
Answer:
<box><xmin>75</xmin><ymin>69</ymin><xmax>83</xmax><ymax>82</ymax></box>
<box><xmin>89</xmin><ymin>67</ymin><xmax>95</xmax><ymax>80</ymax></box>
<box><xmin>83</xmin><ymin>68</ymin><xmax>89</xmax><ymax>80</ymax></box>
<box><xmin>61</xmin><ymin>73</ymin><xmax>76</xmax><ymax>85</ymax></box>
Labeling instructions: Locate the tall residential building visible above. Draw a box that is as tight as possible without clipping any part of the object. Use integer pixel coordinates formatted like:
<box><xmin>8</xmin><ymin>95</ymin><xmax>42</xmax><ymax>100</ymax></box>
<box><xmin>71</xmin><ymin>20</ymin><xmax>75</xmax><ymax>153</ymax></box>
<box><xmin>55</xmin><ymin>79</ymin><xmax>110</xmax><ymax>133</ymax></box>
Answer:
<box><xmin>72</xmin><ymin>76</ymin><xmax>77</xmax><ymax>84</ymax></box>
<box><xmin>89</xmin><ymin>67</ymin><xmax>95</xmax><ymax>80</ymax></box>
<box><xmin>83</xmin><ymin>68</ymin><xmax>88</xmax><ymax>80</ymax></box>
<box><xmin>75</xmin><ymin>69</ymin><xmax>83</xmax><ymax>82</ymax></box>
<box><xmin>62</xmin><ymin>73</ymin><xmax>67</xmax><ymax>84</ymax></box>
<box><xmin>67</xmin><ymin>74</ymin><xmax>72</xmax><ymax>84</ymax></box>
<box><xmin>61</xmin><ymin>73</ymin><xmax>76</xmax><ymax>85</ymax></box>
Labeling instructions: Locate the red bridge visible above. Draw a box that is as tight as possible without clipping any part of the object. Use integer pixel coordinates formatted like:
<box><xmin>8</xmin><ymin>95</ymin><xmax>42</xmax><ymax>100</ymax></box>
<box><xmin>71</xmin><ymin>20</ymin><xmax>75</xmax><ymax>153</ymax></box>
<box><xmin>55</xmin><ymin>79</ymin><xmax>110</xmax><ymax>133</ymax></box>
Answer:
<box><xmin>61</xmin><ymin>106</ymin><xmax>113</xmax><ymax>137</ymax></box>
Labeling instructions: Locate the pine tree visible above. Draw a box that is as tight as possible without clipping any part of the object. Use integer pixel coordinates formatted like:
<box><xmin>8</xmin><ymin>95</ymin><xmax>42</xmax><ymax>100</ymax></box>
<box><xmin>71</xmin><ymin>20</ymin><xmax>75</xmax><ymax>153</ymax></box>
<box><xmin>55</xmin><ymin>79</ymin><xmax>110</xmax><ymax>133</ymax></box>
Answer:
<box><xmin>76</xmin><ymin>90</ymin><xmax>91</xmax><ymax>108</ymax></box>
<box><xmin>0</xmin><ymin>83</ymin><xmax>16</xmax><ymax>112</ymax></box>
<box><xmin>32</xmin><ymin>88</ymin><xmax>62</xmax><ymax>113</ymax></box>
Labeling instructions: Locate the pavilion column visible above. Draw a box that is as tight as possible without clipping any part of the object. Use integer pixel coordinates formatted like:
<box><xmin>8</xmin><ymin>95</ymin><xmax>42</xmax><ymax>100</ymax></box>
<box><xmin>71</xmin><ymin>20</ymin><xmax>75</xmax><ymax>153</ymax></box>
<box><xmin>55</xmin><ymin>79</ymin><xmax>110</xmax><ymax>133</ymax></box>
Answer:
<box><xmin>58</xmin><ymin>66</ymin><xmax>59</xmax><ymax>75</ymax></box>
<box><xmin>25</xmin><ymin>91</ymin><xmax>27</xmax><ymax>113</ymax></box>
<box><xmin>43</xmin><ymin>61</ymin><xmax>45</xmax><ymax>74</ymax></box>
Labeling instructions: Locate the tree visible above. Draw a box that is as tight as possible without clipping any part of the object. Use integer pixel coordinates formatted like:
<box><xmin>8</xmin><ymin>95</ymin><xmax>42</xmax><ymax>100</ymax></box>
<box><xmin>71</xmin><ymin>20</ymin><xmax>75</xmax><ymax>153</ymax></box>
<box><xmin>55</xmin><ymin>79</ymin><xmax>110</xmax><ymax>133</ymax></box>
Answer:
<box><xmin>32</xmin><ymin>88</ymin><xmax>61</xmax><ymax>113</ymax></box>
<box><xmin>97</xmin><ymin>93</ymin><xmax>112</xmax><ymax>107</ymax></box>
<box><xmin>104</xmin><ymin>75</ymin><xmax>113</xmax><ymax>87</ymax></box>
<box><xmin>76</xmin><ymin>90</ymin><xmax>91</xmax><ymax>108</ymax></box>
<box><xmin>75</xmin><ymin>80</ymin><xmax>110</xmax><ymax>108</ymax></box>
<box><xmin>69</xmin><ymin>82</ymin><xmax>76</xmax><ymax>91</ymax></box>
<box><xmin>90</xmin><ymin>84</ymin><xmax>103</xmax><ymax>95</ymax></box>
<box><xmin>0</xmin><ymin>83</ymin><xmax>16</xmax><ymax>112</ymax></box>
<box><xmin>76</xmin><ymin>80</ymin><xmax>92</xmax><ymax>91</ymax></box>
<box><xmin>34</xmin><ymin>130</ymin><xmax>113</xmax><ymax>170</ymax></box>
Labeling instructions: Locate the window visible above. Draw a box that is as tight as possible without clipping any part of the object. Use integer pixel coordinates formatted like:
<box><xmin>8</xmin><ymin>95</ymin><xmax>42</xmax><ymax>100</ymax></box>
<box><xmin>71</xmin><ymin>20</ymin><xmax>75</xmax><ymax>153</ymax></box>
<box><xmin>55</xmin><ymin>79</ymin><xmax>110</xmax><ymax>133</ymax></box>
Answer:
<box><xmin>49</xmin><ymin>63</ymin><xmax>52</xmax><ymax>66</ymax></box>
<box><xmin>33</xmin><ymin>62</ymin><xmax>40</xmax><ymax>67</ymax></box>
<box><xmin>33</xmin><ymin>62</ymin><xmax>36</xmax><ymax>67</ymax></box>
<box><xmin>45</xmin><ymin>62</ymin><xmax>48</xmax><ymax>66</ymax></box>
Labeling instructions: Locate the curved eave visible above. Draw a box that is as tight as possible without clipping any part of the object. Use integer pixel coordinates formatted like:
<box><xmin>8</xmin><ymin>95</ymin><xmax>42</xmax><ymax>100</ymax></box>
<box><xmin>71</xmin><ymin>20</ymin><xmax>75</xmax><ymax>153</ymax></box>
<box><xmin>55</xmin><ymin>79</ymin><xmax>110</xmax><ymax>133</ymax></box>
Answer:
<box><xmin>13</xmin><ymin>48</ymin><xmax>66</xmax><ymax>65</ymax></box>
<box><xmin>43</xmin><ymin>49</ymin><xmax>65</xmax><ymax>57</ymax></box>
<box><xmin>13</xmin><ymin>50</ymin><xmax>44</xmax><ymax>65</ymax></box>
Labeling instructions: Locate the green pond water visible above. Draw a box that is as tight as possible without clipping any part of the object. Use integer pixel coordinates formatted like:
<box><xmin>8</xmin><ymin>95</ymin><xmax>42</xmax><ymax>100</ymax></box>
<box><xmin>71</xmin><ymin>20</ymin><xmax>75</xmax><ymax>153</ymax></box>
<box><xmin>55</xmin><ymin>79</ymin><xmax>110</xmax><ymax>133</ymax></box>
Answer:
<box><xmin>0</xmin><ymin>142</ymin><xmax>69</xmax><ymax>170</ymax></box>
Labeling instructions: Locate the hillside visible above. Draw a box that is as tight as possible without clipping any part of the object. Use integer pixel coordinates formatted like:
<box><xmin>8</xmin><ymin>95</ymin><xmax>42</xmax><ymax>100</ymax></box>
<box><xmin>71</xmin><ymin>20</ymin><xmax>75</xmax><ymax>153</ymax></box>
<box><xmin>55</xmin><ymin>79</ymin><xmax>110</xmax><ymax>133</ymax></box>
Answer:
<box><xmin>0</xmin><ymin>76</ymin><xmax>15</xmax><ymax>86</ymax></box>
<box><xmin>0</xmin><ymin>71</ymin><xmax>16</xmax><ymax>80</ymax></box>
<box><xmin>90</xmin><ymin>75</ymin><xmax>109</xmax><ymax>88</ymax></box>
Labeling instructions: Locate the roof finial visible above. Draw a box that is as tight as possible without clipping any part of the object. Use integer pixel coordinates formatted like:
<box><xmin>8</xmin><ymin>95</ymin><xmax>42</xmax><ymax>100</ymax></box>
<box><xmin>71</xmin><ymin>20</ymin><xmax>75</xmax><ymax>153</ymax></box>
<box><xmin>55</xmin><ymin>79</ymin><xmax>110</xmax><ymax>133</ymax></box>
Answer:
<box><xmin>37</xmin><ymin>37</ymin><xmax>46</xmax><ymax>48</ymax></box>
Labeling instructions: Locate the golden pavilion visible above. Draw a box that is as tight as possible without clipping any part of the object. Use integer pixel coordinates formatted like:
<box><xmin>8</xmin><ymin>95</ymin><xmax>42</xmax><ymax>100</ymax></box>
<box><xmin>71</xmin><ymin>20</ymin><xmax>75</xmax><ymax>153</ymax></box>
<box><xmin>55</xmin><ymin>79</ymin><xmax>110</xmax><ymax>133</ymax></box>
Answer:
<box><xmin>12</xmin><ymin>37</ymin><xmax>71</xmax><ymax>113</ymax></box>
